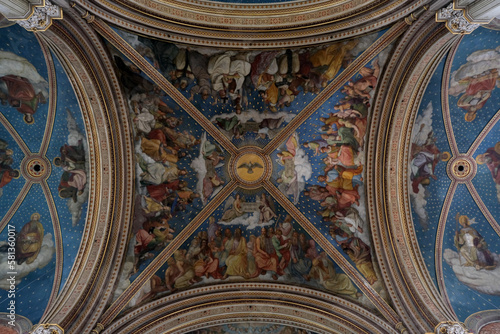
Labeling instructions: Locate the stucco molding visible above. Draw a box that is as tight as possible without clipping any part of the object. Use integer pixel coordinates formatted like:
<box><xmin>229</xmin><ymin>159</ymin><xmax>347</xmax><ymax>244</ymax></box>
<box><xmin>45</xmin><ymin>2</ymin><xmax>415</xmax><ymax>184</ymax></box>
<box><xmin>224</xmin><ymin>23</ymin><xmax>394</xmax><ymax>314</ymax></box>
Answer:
<box><xmin>29</xmin><ymin>12</ymin><xmax>135</xmax><ymax>334</ymax></box>
<box><xmin>104</xmin><ymin>284</ymin><xmax>399</xmax><ymax>334</ymax></box>
<box><xmin>0</xmin><ymin>0</ymin><xmax>43</xmax><ymax>20</ymax></box>
<box><xmin>16</xmin><ymin>0</ymin><xmax>63</xmax><ymax>31</ymax></box>
<box><xmin>436</xmin><ymin>3</ymin><xmax>480</xmax><ymax>34</ymax></box>
<box><xmin>366</xmin><ymin>5</ymin><xmax>459</xmax><ymax>332</ymax></box>
<box><xmin>30</xmin><ymin>323</ymin><xmax>64</xmax><ymax>334</ymax></box>
<box><xmin>66</xmin><ymin>0</ymin><xmax>430</xmax><ymax>48</ymax></box>
<box><xmin>427</xmin><ymin>321</ymin><xmax>472</xmax><ymax>334</ymax></box>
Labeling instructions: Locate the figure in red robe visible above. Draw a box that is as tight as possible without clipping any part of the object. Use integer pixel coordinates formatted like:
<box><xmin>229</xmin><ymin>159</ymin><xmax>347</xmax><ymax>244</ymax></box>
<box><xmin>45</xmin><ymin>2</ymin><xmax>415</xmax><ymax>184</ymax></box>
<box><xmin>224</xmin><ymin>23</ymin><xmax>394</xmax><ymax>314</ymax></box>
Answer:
<box><xmin>0</xmin><ymin>75</ymin><xmax>46</xmax><ymax>124</ymax></box>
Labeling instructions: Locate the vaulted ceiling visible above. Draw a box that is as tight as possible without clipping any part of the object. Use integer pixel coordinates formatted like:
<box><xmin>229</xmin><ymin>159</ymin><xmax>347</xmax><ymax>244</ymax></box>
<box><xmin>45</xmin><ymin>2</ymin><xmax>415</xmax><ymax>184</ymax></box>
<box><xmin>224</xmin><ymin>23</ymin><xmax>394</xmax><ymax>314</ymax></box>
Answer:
<box><xmin>0</xmin><ymin>0</ymin><xmax>499</xmax><ymax>333</ymax></box>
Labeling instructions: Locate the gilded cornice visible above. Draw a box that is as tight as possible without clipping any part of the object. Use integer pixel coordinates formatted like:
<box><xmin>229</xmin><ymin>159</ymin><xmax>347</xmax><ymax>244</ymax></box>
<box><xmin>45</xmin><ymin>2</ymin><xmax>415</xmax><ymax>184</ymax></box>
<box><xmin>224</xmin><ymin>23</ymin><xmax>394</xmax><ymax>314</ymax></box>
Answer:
<box><xmin>30</xmin><ymin>14</ymin><xmax>136</xmax><ymax>334</ymax></box>
<box><xmin>105</xmin><ymin>284</ymin><xmax>399</xmax><ymax>334</ymax></box>
<box><xmin>70</xmin><ymin>0</ymin><xmax>429</xmax><ymax>48</ymax></box>
<box><xmin>366</xmin><ymin>7</ymin><xmax>459</xmax><ymax>333</ymax></box>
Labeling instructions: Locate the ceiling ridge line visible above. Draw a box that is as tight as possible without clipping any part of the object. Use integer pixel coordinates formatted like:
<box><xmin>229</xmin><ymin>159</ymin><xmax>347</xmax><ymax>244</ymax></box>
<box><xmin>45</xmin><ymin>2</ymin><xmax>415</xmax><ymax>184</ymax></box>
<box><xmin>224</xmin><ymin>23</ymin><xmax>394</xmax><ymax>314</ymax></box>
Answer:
<box><xmin>38</xmin><ymin>35</ymin><xmax>103</xmax><ymax>323</ymax></box>
<box><xmin>263</xmin><ymin>19</ymin><xmax>408</xmax><ymax>156</ymax></box>
<box><xmin>441</xmin><ymin>35</ymin><xmax>463</xmax><ymax>157</ymax></box>
<box><xmin>111</xmin><ymin>0</ymin><xmax>391</xmax><ymax>31</ymax></box>
<box><xmin>388</xmin><ymin>36</ymin><xmax>456</xmax><ymax>320</ymax></box>
<box><xmin>98</xmin><ymin>180</ymin><xmax>238</xmax><ymax>326</ymax></box>
<box><xmin>373</xmin><ymin>22</ymin><xmax>457</xmax><ymax>328</ymax></box>
<box><xmin>70</xmin><ymin>0</ymin><xmax>418</xmax><ymax>50</ymax></box>
<box><xmin>433</xmin><ymin>181</ymin><xmax>458</xmax><ymax>320</ymax></box>
<box><xmin>467</xmin><ymin>107</ymin><xmax>500</xmax><ymax>156</ymax></box>
<box><xmin>398</xmin><ymin>41</ymin><xmax>453</xmax><ymax>297</ymax></box>
<box><xmin>39</xmin><ymin>180</ymin><xmax>64</xmax><ymax>321</ymax></box>
<box><xmin>92</xmin><ymin>18</ymin><xmax>238</xmax><ymax>156</ymax></box>
<box><xmin>0</xmin><ymin>110</ymin><xmax>32</xmax><ymax>156</ymax></box>
<box><xmin>0</xmin><ymin>180</ymin><xmax>33</xmax><ymax>233</ymax></box>
<box><xmin>262</xmin><ymin>180</ymin><xmax>401</xmax><ymax>326</ymax></box>
<box><xmin>37</xmin><ymin>19</ymin><xmax>133</xmax><ymax>330</ymax></box>
<box><xmin>37</xmin><ymin>34</ymin><xmax>58</xmax><ymax>156</ymax></box>
<box><xmin>105</xmin><ymin>283</ymin><xmax>396</xmax><ymax>333</ymax></box>
<box><xmin>466</xmin><ymin>182</ymin><xmax>500</xmax><ymax>238</ymax></box>
<box><xmin>152</xmin><ymin>312</ymin><xmax>338</xmax><ymax>334</ymax></box>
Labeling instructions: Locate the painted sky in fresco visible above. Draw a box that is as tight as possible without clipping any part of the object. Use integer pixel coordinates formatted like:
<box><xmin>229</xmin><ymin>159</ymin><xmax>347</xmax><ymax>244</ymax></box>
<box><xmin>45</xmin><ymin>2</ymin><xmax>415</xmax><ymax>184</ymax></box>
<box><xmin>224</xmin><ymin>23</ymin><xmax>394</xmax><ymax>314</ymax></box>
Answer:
<box><xmin>186</xmin><ymin>323</ymin><xmax>319</xmax><ymax>334</ymax></box>
<box><xmin>0</xmin><ymin>24</ymin><xmax>88</xmax><ymax>324</ymax></box>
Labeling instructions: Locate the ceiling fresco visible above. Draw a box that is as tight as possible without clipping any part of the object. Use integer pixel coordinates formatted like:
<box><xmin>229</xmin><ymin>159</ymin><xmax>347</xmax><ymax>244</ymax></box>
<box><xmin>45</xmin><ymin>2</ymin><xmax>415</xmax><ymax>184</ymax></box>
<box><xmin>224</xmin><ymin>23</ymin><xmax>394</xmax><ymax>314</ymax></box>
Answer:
<box><xmin>206</xmin><ymin>0</ymin><xmax>295</xmax><ymax>3</ymax></box>
<box><xmin>410</xmin><ymin>27</ymin><xmax>500</xmax><ymax>322</ymax></box>
<box><xmin>100</xmin><ymin>17</ymin><xmax>397</xmax><ymax>322</ymax></box>
<box><xmin>0</xmin><ymin>24</ymin><xmax>89</xmax><ymax>325</ymax></box>
<box><xmin>2</xmin><ymin>1</ymin><xmax>500</xmax><ymax>332</ymax></box>
<box><xmin>186</xmin><ymin>323</ymin><xmax>318</xmax><ymax>334</ymax></box>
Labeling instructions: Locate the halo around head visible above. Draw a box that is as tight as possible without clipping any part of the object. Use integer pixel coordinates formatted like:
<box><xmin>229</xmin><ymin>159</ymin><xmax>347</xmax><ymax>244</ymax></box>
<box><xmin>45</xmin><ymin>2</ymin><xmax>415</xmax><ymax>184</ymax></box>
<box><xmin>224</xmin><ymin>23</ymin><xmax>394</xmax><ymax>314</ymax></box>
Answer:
<box><xmin>458</xmin><ymin>215</ymin><xmax>469</xmax><ymax>226</ymax></box>
<box><xmin>441</xmin><ymin>151</ymin><xmax>451</xmax><ymax>162</ymax></box>
<box><xmin>23</xmin><ymin>114</ymin><xmax>35</xmax><ymax>125</ymax></box>
<box><xmin>465</xmin><ymin>111</ymin><xmax>476</xmax><ymax>122</ymax></box>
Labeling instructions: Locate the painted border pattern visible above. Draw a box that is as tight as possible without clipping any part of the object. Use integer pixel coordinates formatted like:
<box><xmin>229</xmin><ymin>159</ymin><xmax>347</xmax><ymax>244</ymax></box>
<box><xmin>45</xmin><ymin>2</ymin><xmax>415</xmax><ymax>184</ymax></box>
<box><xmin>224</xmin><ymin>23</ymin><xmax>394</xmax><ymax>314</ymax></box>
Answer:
<box><xmin>366</xmin><ymin>8</ymin><xmax>458</xmax><ymax>331</ymax></box>
<box><xmin>71</xmin><ymin>0</ymin><xmax>426</xmax><ymax>48</ymax></box>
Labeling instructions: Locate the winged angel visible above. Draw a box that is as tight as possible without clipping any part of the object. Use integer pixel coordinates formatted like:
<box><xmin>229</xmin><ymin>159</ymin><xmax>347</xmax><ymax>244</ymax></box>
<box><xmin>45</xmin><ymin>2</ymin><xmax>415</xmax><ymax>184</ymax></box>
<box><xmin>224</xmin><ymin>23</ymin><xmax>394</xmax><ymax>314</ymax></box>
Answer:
<box><xmin>276</xmin><ymin>132</ymin><xmax>312</xmax><ymax>204</ymax></box>
<box><xmin>190</xmin><ymin>132</ymin><xmax>225</xmax><ymax>204</ymax></box>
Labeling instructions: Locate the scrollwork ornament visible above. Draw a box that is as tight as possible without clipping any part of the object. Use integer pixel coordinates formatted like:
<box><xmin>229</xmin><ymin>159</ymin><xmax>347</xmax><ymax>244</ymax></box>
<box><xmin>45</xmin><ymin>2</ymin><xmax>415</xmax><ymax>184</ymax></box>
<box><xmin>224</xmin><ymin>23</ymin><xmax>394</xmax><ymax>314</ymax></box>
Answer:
<box><xmin>436</xmin><ymin>3</ymin><xmax>480</xmax><ymax>34</ymax></box>
<box><xmin>430</xmin><ymin>321</ymin><xmax>472</xmax><ymax>334</ymax></box>
<box><xmin>30</xmin><ymin>323</ymin><xmax>64</xmax><ymax>334</ymax></box>
<box><xmin>16</xmin><ymin>0</ymin><xmax>63</xmax><ymax>32</ymax></box>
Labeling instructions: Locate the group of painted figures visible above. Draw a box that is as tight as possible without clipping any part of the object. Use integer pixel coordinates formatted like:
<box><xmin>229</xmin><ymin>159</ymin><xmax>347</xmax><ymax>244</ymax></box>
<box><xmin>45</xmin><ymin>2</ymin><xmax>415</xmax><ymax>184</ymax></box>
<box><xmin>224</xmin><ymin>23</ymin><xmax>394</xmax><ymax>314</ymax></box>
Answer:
<box><xmin>293</xmin><ymin>60</ymin><xmax>381</xmax><ymax>285</ymax></box>
<box><xmin>54</xmin><ymin>140</ymin><xmax>87</xmax><ymax>202</ymax></box>
<box><xmin>120</xmin><ymin>36</ymin><xmax>371</xmax><ymax>140</ymax></box>
<box><xmin>113</xmin><ymin>37</ymin><xmax>383</xmax><ymax>296</ymax></box>
<box><xmin>131</xmin><ymin>38</ymin><xmax>361</xmax><ymax>112</ymax></box>
<box><xmin>0</xmin><ymin>139</ymin><xmax>19</xmax><ymax>191</ymax></box>
<box><xmin>141</xmin><ymin>216</ymin><xmax>361</xmax><ymax>301</ymax></box>
<box><xmin>454</xmin><ymin>214</ymin><xmax>497</xmax><ymax>270</ymax></box>
<box><xmin>0</xmin><ymin>213</ymin><xmax>44</xmax><ymax>266</ymax></box>
<box><xmin>0</xmin><ymin>74</ymin><xmax>46</xmax><ymax>124</ymax></box>
<box><xmin>477</xmin><ymin>141</ymin><xmax>500</xmax><ymax>202</ymax></box>
<box><xmin>114</xmin><ymin>54</ymin><xmax>207</xmax><ymax>272</ymax></box>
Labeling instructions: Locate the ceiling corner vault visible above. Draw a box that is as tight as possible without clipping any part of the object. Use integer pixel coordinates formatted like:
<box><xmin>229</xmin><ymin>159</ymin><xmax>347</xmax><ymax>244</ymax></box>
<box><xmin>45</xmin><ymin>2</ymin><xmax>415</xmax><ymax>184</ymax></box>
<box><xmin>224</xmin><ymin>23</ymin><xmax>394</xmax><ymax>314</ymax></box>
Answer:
<box><xmin>1</xmin><ymin>0</ymin><xmax>499</xmax><ymax>333</ymax></box>
<box><xmin>29</xmin><ymin>10</ymin><xmax>136</xmax><ymax>333</ymax></box>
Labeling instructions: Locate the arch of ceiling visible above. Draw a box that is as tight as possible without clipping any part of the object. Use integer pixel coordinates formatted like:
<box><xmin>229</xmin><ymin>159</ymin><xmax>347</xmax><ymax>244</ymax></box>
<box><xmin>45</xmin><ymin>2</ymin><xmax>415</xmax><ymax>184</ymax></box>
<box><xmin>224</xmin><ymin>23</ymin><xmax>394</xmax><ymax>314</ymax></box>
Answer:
<box><xmin>68</xmin><ymin>0</ymin><xmax>429</xmax><ymax>48</ymax></box>
<box><xmin>23</xmin><ymin>1</ymin><xmax>474</xmax><ymax>333</ymax></box>
<box><xmin>103</xmin><ymin>284</ymin><xmax>399</xmax><ymax>334</ymax></box>
<box><xmin>29</xmin><ymin>13</ymin><xmax>136</xmax><ymax>331</ymax></box>
<box><xmin>366</xmin><ymin>8</ymin><xmax>462</xmax><ymax>334</ymax></box>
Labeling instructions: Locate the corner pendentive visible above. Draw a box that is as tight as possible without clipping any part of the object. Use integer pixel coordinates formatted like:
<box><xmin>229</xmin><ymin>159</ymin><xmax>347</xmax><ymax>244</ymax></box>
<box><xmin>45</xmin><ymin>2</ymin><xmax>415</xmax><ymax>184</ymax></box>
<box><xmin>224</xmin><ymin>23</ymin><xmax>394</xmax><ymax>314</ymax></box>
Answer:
<box><xmin>436</xmin><ymin>0</ymin><xmax>500</xmax><ymax>34</ymax></box>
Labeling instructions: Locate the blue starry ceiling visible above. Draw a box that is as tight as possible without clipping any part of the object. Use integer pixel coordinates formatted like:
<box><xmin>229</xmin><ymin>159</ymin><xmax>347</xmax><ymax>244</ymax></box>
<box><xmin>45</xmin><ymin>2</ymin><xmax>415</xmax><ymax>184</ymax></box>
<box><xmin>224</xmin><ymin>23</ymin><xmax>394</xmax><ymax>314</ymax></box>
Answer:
<box><xmin>0</xmin><ymin>24</ymin><xmax>88</xmax><ymax>325</ymax></box>
<box><xmin>409</xmin><ymin>27</ymin><xmax>500</xmax><ymax>322</ymax></box>
<box><xmin>3</xmin><ymin>7</ymin><xmax>499</xmax><ymax>330</ymax></box>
